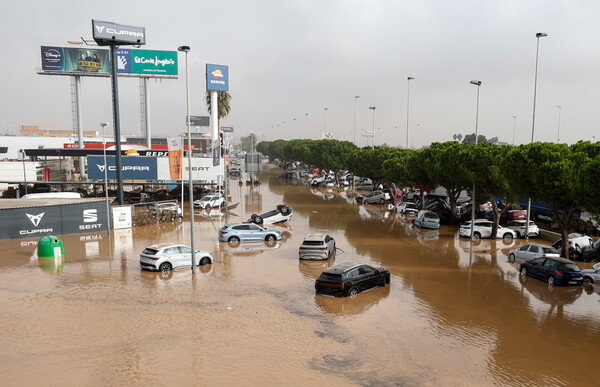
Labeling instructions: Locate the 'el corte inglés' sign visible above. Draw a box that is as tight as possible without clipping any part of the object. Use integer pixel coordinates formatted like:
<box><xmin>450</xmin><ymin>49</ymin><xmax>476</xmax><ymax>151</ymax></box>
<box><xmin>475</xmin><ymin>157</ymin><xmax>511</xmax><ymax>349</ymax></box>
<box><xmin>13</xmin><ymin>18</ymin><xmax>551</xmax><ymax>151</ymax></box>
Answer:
<box><xmin>116</xmin><ymin>49</ymin><xmax>177</xmax><ymax>75</ymax></box>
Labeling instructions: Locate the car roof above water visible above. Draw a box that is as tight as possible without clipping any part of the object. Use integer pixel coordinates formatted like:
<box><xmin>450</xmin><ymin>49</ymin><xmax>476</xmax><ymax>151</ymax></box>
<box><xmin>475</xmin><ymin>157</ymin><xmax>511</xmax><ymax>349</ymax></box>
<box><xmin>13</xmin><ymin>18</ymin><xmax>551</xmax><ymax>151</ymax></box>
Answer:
<box><xmin>323</xmin><ymin>262</ymin><xmax>362</xmax><ymax>274</ymax></box>
<box><xmin>303</xmin><ymin>233</ymin><xmax>327</xmax><ymax>241</ymax></box>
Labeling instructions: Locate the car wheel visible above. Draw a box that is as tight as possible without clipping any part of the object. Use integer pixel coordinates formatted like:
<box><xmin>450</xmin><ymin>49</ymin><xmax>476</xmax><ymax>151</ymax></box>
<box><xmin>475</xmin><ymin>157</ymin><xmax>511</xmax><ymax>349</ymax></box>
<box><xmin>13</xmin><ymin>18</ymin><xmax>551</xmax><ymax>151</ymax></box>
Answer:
<box><xmin>547</xmin><ymin>276</ymin><xmax>555</xmax><ymax>286</ymax></box>
<box><xmin>255</xmin><ymin>216</ymin><xmax>263</xmax><ymax>224</ymax></box>
<box><xmin>200</xmin><ymin>257</ymin><xmax>210</xmax><ymax>266</ymax></box>
<box><xmin>503</xmin><ymin>233</ymin><xmax>514</xmax><ymax>241</ymax></box>
<box><xmin>265</xmin><ymin>234</ymin><xmax>276</xmax><ymax>242</ymax></box>
<box><xmin>380</xmin><ymin>198</ymin><xmax>385</xmax><ymax>204</ymax></box>
<box><xmin>220</xmin><ymin>202</ymin><xmax>225</xmax><ymax>209</ymax></box>
<box><xmin>380</xmin><ymin>277</ymin><xmax>387</xmax><ymax>287</ymax></box>
<box><xmin>583</xmin><ymin>276</ymin><xmax>594</xmax><ymax>286</ymax></box>
<box><xmin>508</xmin><ymin>253</ymin><xmax>516</xmax><ymax>263</ymax></box>
<box><xmin>348</xmin><ymin>287</ymin><xmax>358</xmax><ymax>297</ymax></box>
<box><xmin>515</xmin><ymin>231</ymin><xmax>521</xmax><ymax>238</ymax></box>
<box><xmin>473</xmin><ymin>232</ymin><xmax>481</xmax><ymax>240</ymax></box>
<box><xmin>159</xmin><ymin>262</ymin><xmax>172</xmax><ymax>272</ymax></box>
<box><xmin>228</xmin><ymin>236</ymin><xmax>240</xmax><ymax>243</ymax></box>
<box><xmin>520</xmin><ymin>266</ymin><xmax>527</xmax><ymax>276</ymax></box>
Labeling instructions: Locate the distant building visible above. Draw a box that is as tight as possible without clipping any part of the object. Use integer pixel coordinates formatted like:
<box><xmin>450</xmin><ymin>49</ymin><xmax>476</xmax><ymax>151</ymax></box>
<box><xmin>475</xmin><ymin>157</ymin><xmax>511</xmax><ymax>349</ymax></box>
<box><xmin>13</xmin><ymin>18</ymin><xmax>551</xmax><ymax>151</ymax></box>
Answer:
<box><xmin>20</xmin><ymin>125</ymin><xmax>98</xmax><ymax>138</ymax></box>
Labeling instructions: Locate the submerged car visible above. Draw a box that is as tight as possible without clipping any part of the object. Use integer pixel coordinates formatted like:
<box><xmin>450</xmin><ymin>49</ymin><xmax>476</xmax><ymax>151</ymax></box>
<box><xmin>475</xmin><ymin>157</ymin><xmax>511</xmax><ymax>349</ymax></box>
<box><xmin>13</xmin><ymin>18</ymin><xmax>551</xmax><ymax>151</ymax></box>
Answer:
<box><xmin>397</xmin><ymin>201</ymin><xmax>419</xmax><ymax>215</ymax></box>
<box><xmin>193</xmin><ymin>195</ymin><xmax>225</xmax><ymax>209</ymax></box>
<box><xmin>579</xmin><ymin>238</ymin><xmax>600</xmax><ymax>262</ymax></box>
<box><xmin>519</xmin><ymin>257</ymin><xmax>583</xmax><ymax>286</ymax></box>
<box><xmin>315</xmin><ymin>262</ymin><xmax>390</xmax><ymax>297</ymax></box>
<box><xmin>508</xmin><ymin>243</ymin><xmax>560</xmax><ymax>263</ymax></box>
<box><xmin>581</xmin><ymin>262</ymin><xmax>600</xmax><ymax>286</ymax></box>
<box><xmin>299</xmin><ymin>234</ymin><xmax>336</xmax><ymax>260</ymax></box>
<box><xmin>363</xmin><ymin>190</ymin><xmax>391</xmax><ymax>205</ymax></box>
<box><xmin>413</xmin><ymin>210</ymin><xmax>440</xmax><ymax>229</ymax></box>
<box><xmin>247</xmin><ymin>204</ymin><xmax>293</xmax><ymax>225</ymax></box>
<box><xmin>552</xmin><ymin>233</ymin><xmax>594</xmax><ymax>254</ymax></box>
<box><xmin>505</xmin><ymin>220</ymin><xmax>540</xmax><ymax>238</ymax></box>
<box><xmin>148</xmin><ymin>202</ymin><xmax>183</xmax><ymax>221</ymax></box>
<box><xmin>459</xmin><ymin>219</ymin><xmax>516</xmax><ymax>240</ymax></box>
<box><xmin>218</xmin><ymin>223</ymin><xmax>283</xmax><ymax>243</ymax></box>
<box><xmin>139</xmin><ymin>243</ymin><xmax>213</xmax><ymax>272</ymax></box>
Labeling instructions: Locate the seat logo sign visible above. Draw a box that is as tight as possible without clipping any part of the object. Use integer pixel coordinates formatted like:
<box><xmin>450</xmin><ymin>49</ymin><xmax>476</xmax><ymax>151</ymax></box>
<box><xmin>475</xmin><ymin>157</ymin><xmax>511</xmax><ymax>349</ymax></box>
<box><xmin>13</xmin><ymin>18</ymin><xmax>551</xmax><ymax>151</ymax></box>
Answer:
<box><xmin>83</xmin><ymin>209</ymin><xmax>97</xmax><ymax>223</ymax></box>
<box><xmin>26</xmin><ymin>212</ymin><xmax>45</xmax><ymax>227</ymax></box>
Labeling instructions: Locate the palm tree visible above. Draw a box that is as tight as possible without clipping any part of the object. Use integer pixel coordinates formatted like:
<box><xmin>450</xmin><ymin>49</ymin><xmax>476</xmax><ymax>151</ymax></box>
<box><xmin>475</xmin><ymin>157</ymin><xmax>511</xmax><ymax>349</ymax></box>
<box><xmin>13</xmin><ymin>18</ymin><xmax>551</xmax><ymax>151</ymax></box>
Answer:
<box><xmin>205</xmin><ymin>91</ymin><xmax>232</xmax><ymax>129</ymax></box>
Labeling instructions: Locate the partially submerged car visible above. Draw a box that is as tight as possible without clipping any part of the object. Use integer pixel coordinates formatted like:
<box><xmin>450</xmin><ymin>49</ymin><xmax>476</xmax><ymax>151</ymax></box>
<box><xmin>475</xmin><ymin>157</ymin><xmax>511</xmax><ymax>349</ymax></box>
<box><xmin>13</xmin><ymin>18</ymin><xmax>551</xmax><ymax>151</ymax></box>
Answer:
<box><xmin>194</xmin><ymin>195</ymin><xmax>225</xmax><ymax>209</ymax></box>
<box><xmin>413</xmin><ymin>210</ymin><xmax>440</xmax><ymax>229</ymax></box>
<box><xmin>148</xmin><ymin>202</ymin><xmax>183</xmax><ymax>221</ymax></box>
<box><xmin>519</xmin><ymin>257</ymin><xmax>583</xmax><ymax>286</ymax></box>
<box><xmin>315</xmin><ymin>262</ymin><xmax>390</xmax><ymax>297</ymax></box>
<box><xmin>504</xmin><ymin>220</ymin><xmax>540</xmax><ymax>238</ymax></box>
<box><xmin>459</xmin><ymin>219</ymin><xmax>516</xmax><ymax>240</ymax></box>
<box><xmin>139</xmin><ymin>243</ymin><xmax>213</xmax><ymax>272</ymax></box>
<box><xmin>397</xmin><ymin>201</ymin><xmax>419</xmax><ymax>215</ymax></box>
<box><xmin>362</xmin><ymin>190</ymin><xmax>391</xmax><ymax>205</ymax></box>
<box><xmin>552</xmin><ymin>233</ymin><xmax>594</xmax><ymax>255</ymax></box>
<box><xmin>299</xmin><ymin>234</ymin><xmax>336</xmax><ymax>260</ymax></box>
<box><xmin>508</xmin><ymin>243</ymin><xmax>560</xmax><ymax>263</ymax></box>
<box><xmin>581</xmin><ymin>262</ymin><xmax>600</xmax><ymax>286</ymax></box>
<box><xmin>247</xmin><ymin>204</ymin><xmax>292</xmax><ymax>225</ymax></box>
<box><xmin>579</xmin><ymin>238</ymin><xmax>600</xmax><ymax>262</ymax></box>
<box><xmin>218</xmin><ymin>223</ymin><xmax>283</xmax><ymax>243</ymax></box>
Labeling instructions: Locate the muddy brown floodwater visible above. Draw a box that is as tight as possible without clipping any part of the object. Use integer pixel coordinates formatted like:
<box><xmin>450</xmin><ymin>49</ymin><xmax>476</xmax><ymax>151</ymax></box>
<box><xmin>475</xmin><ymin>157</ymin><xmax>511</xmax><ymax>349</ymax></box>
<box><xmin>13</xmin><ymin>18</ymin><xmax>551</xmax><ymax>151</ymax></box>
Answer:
<box><xmin>1</xmin><ymin>165</ymin><xmax>599</xmax><ymax>386</ymax></box>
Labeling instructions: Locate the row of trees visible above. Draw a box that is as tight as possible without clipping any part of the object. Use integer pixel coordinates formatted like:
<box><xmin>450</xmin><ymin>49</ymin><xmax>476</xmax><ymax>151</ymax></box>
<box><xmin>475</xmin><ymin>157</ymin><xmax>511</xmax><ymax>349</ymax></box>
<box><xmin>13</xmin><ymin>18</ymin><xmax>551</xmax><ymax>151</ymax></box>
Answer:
<box><xmin>257</xmin><ymin>139</ymin><xmax>600</xmax><ymax>257</ymax></box>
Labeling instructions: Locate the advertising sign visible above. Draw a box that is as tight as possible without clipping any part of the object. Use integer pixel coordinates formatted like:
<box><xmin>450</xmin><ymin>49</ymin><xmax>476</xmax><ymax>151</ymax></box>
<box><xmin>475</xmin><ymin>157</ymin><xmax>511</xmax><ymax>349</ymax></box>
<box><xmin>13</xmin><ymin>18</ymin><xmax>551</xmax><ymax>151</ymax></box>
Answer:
<box><xmin>112</xmin><ymin>206</ymin><xmax>132</xmax><ymax>229</ymax></box>
<box><xmin>189</xmin><ymin>116</ymin><xmax>210</xmax><ymax>126</ymax></box>
<box><xmin>167</xmin><ymin>137</ymin><xmax>183</xmax><ymax>180</ymax></box>
<box><xmin>221</xmin><ymin>126</ymin><xmax>234</xmax><ymax>133</ymax></box>
<box><xmin>206</xmin><ymin>64</ymin><xmax>229</xmax><ymax>91</ymax></box>
<box><xmin>92</xmin><ymin>20</ymin><xmax>146</xmax><ymax>46</ymax></box>
<box><xmin>88</xmin><ymin>156</ymin><xmax>157</xmax><ymax>180</ymax></box>
<box><xmin>156</xmin><ymin>157</ymin><xmax>221</xmax><ymax>182</ymax></box>
<box><xmin>116</xmin><ymin>49</ymin><xmax>177</xmax><ymax>75</ymax></box>
<box><xmin>41</xmin><ymin>46</ymin><xmax>109</xmax><ymax>74</ymax></box>
<box><xmin>0</xmin><ymin>201</ymin><xmax>108</xmax><ymax>239</ymax></box>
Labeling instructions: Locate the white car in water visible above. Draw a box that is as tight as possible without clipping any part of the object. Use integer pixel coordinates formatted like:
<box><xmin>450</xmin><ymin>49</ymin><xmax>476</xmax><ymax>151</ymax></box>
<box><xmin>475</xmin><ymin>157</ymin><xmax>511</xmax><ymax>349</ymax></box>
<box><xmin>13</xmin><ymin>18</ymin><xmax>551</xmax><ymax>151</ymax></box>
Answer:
<box><xmin>193</xmin><ymin>195</ymin><xmax>225</xmax><ymax>209</ymax></box>
<box><xmin>459</xmin><ymin>219</ymin><xmax>516</xmax><ymax>240</ymax></box>
<box><xmin>140</xmin><ymin>243</ymin><xmax>213</xmax><ymax>272</ymax></box>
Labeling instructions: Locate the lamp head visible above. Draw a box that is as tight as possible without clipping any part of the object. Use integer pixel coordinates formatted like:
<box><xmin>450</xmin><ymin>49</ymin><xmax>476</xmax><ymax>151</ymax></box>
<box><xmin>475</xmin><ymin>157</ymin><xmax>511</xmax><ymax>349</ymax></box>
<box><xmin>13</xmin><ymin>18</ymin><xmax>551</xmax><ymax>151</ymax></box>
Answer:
<box><xmin>407</xmin><ymin>77</ymin><xmax>414</xmax><ymax>80</ymax></box>
<box><xmin>536</xmin><ymin>32</ymin><xmax>548</xmax><ymax>38</ymax></box>
<box><xmin>100</xmin><ymin>122</ymin><xmax>109</xmax><ymax>128</ymax></box>
<box><xmin>369</xmin><ymin>106</ymin><xmax>376</xmax><ymax>110</ymax></box>
<box><xmin>470</xmin><ymin>80</ymin><xmax>482</xmax><ymax>86</ymax></box>
<box><xmin>177</xmin><ymin>45</ymin><xmax>191</xmax><ymax>52</ymax></box>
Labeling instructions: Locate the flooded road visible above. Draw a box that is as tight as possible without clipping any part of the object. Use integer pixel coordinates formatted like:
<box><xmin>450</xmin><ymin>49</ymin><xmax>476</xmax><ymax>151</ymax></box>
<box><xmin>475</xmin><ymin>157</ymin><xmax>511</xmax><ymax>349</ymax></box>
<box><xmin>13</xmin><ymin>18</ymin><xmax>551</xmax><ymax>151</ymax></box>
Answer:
<box><xmin>1</xmin><ymin>165</ymin><xmax>599</xmax><ymax>386</ymax></box>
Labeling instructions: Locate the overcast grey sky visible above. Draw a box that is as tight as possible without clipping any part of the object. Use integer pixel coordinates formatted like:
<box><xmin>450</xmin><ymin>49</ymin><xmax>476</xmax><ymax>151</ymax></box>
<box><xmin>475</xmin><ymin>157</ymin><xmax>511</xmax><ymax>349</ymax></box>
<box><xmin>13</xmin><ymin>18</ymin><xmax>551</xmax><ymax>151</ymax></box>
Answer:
<box><xmin>2</xmin><ymin>0</ymin><xmax>600</xmax><ymax>148</ymax></box>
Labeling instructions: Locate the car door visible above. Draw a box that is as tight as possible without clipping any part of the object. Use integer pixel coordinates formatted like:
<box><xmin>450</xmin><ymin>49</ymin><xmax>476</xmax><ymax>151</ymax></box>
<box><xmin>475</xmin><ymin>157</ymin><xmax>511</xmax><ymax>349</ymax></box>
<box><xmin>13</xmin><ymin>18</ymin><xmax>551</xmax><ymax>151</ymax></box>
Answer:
<box><xmin>178</xmin><ymin>246</ymin><xmax>194</xmax><ymax>267</ymax></box>
<box><xmin>346</xmin><ymin>268</ymin><xmax>361</xmax><ymax>290</ymax></box>
<box><xmin>516</xmin><ymin>244</ymin><xmax>530</xmax><ymax>260</ymax></box>
<box><xmin>528</xmin><ymin>258</ymin><xmax>547</xmax><ymax>279</ymax></box>
<box><xmin>527</xmin><ymin>245</ymin><xmax>539</xmax><ymax>261</ymax></box>
<box><xmin>538</xmin><ymin>258</ymin><xmax>557</xmax><ymax>281</ymax></box>
<box><xmin>358</xmin><ymin>265</ymin><xmax>379</xmax><ymax>290</ymax></box>
<box><xmin>164</xmin><ymin>247</ymin><xmax>182</xmax><ymax>268</ymax></box>
<box><xmin>247</xmin><ymin>224</ymin><xmax>264</xmax><ymax>241</ymax></box>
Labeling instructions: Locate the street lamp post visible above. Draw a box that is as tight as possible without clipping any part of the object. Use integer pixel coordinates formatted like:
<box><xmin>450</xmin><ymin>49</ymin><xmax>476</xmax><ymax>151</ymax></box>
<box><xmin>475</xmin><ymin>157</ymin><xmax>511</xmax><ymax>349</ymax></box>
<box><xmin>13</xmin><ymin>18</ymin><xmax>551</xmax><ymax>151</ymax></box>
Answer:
<box><xmin>369</xmin><ymin>106</ymin><xmax>376</xmax><ymax>149</ymax></box>
<box><xmin>469</xmin><ymin>80</ymin><xmax>482</xmax><ymax>241</ymax></box>
<box><xmin>526</xmin><ymin>32</ymin><xmax>548</xmax><ymax>241</ymax></box>
<box><xmin>178</xmin><ymin>45</ymin><xmax>196</xmax><ymax>274</ymax></box>
<box><xmin>324</xmin><ymin>108</ymin><xmax>328</xmax><ymax>135</ymax></box>
<box><xmin>512</xmin><ymin>115</ymin><xmax>517</xmax><ymax>146</ymax></box>
<box><xmin>304</xmin><ymin>113</ymin><xmax>308</xmax><ymax>135</ymax></box>
<box><xmin>354</xmin><ymin>96</ymin><xmax>360</xmax><ymax>145</ymax></box>
<box><xmin>101</xmin><ymin>122</ymin><xmax>110</xmax><ymax>234</ymax></box>
<box><xmin>406</xmin><ymin>77</ymin><xmax>414</xmax><ymax>149</ymax></box>
<box><xmin>556</xmin><ymin>105</ymin><xmax>562</xmax><ymax>142</ymax></box>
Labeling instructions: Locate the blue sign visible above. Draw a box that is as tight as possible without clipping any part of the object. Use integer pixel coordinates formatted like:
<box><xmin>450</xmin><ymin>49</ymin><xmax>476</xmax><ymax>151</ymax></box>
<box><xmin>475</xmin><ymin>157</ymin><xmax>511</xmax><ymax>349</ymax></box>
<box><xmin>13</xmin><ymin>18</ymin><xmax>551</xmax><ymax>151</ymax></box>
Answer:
<box><xmin>115</xmin><ymin>49</ymin><xmax>133</xmax><ymax>73</ymax></box>
<box><xmin>88</xmin><ymin>156</ymin><xmax>157</xmax><ymax>180</ymax></box>
<box><xmin>206</xmin><ymin>64</ymin><xmax>229</xmax><ymax>91</ymax></box>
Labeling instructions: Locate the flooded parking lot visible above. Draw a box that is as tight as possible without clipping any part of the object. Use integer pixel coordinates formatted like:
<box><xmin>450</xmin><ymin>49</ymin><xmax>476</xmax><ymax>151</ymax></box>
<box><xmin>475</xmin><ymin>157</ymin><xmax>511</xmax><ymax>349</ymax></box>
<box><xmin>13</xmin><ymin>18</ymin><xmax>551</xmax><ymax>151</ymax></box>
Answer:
<box><xmin>1</xmin><ymin>165</ymin><xmax>599</xmax><ymax>386</ymax></box>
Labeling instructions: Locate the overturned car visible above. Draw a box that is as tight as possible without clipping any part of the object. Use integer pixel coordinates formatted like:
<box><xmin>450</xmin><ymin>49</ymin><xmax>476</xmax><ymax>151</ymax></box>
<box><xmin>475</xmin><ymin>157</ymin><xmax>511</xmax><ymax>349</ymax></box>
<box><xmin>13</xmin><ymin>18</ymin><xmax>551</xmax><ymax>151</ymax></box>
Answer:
<box><xmin>247</xmin><ymin>204</ymin><xmax>293</xmax><ymax>225</ymax></box>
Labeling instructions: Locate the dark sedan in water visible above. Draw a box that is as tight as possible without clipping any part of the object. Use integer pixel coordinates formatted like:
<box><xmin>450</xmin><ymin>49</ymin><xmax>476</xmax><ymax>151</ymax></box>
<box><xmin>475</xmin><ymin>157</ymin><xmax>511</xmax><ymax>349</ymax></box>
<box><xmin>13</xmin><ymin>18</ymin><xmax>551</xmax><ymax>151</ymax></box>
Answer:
<box><xmin>315</xmin><ymin>262</ymin><xmax>390</xmax><ymax>297</ymax></box>
<box><xmin>519</xmin><ymin>257</ymin><xmax>583</xmax><ymax>286</ymax></box>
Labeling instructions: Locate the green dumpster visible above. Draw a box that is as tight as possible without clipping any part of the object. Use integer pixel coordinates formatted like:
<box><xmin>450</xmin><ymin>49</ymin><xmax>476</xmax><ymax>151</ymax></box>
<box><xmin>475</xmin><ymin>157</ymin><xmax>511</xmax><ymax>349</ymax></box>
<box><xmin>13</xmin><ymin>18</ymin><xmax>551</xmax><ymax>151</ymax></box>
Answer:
<box><xmin>38</xmin><ymin>236</ymin><xmax>64</xmax><ymax>258</ymax></box>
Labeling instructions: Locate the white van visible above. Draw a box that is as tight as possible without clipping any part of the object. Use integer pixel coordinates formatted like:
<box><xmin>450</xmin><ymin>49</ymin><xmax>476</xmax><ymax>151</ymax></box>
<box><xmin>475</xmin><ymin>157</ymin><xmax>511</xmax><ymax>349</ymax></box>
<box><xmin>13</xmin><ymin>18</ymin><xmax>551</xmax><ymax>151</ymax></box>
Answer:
<box><xmin>22</xmin><ymin>192</ymin><xmax>82</xmax><ymax>199</ymax></box>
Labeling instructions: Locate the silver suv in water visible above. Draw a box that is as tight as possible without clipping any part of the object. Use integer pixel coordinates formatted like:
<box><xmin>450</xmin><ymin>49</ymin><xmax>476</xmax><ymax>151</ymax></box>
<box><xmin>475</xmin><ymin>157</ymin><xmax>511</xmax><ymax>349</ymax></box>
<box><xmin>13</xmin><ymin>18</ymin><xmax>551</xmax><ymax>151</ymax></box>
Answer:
<box><xmin>299</xmin><ymin>234</ymin><xmax>336</xmax><ymax>260</ymax></box>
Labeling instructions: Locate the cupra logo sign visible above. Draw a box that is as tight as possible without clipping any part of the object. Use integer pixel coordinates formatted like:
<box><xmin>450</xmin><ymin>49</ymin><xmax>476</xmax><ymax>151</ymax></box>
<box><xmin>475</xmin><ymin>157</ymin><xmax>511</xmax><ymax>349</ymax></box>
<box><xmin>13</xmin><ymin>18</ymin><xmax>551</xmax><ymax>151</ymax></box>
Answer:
<box><xmin>95</xmin><ymin>25</ymin><xmax>105</xmax><ymax>34</ymax></box>
<box><xmin>26</xmin><ymin>212</ymin><xmax>45</xmax><ymax>227</ymax></box>
<box><xmin>212</xmin><ymin>69</ymin><xmax>223</xmax><ymax>79</ymax></box>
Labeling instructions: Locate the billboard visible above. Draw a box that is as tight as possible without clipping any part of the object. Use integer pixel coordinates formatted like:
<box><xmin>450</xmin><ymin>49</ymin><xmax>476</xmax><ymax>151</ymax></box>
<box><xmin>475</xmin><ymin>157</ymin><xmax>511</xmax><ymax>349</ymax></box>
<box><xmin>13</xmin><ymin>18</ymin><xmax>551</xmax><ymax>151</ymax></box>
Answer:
<box><xmin>206</xmin><ymin>64</ymin><xmax>229</xmax><ymax>91</ymax></box>
<box><xmin>88</xmin><ymin>156</ymin><xmax>157</xmax><ymax>180</ymax></box>
<box><xmin>116</xmin><ymin>49</ymin><xmax>177</xmax><ymax>75</ymax></box>
<box><xmin>92</xmin><ymin>20</ymin><xmax>146</xmax><ymax>46</ymax></box>
<box><xmin>0</xmin><ymin>201</ymin><xmax>108</xmax><ymax>239</ymax></box>
<box><xmin>41</xmin><ymin>46</ymin><xmax>109</xmax><ymax>74</ymax></box>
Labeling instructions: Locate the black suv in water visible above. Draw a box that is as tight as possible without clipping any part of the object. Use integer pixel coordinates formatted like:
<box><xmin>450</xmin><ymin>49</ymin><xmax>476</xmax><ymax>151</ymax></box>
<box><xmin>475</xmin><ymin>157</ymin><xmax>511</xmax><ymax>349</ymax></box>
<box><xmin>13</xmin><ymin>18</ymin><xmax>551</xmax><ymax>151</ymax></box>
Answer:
<box><xmin>315</xmin><ymin>262</ymin><xmax>390</xmax><ymax>297</ymax></box>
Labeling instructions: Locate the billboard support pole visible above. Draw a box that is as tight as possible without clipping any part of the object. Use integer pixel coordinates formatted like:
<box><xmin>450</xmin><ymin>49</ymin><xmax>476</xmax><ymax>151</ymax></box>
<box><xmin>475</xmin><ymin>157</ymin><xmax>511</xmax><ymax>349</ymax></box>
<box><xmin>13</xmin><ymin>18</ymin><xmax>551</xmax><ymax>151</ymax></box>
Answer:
<box><xmin>140</xmin><ymin>77</ymin><xmax>152</xmax><ymax>148</ymax></box>
<box><xmin>109</xmin><ymin>43</ymin><xmax>125</xmax><ymax>205</ymax></box>
<box><xmin>71</xmin><ymin>75</ymin><xmax>86</xmax><ymax>180</ymax></box>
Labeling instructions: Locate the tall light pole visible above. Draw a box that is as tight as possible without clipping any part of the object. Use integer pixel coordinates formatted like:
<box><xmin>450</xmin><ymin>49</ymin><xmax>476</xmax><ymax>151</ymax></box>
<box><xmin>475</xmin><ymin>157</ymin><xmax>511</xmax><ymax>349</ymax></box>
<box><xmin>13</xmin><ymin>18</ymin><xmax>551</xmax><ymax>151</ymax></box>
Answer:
<box><xmin>469</xmin><ymin>80</ymin><xmax>482</xmax><ymax>241</ymax></box>
<box><xmin>304</xmin><ymin>113</ymin><xmax>308</xmax><ymax>135</ymax></box>
<box><xmin>324</xmin><ymin>108</ymin><xmax>328</xmax><ymax>135</ymax></box>
<box><xmin>369</xmin><ymin>106</ymin><xmax>376</xmax><ymax>149</ymax></box>
<box><xmin>526</xmin><ymin>32</ymin><xmax>548</xmax><ymax>241</ymax></box>
<box><xmin>178</xmin><ymin>45</ymin><xmax>196</xmax><ymax>274</ymax></box>
<box><xmin>101</xmin><ymin>122</ymin><xmax>110</xmax><ymax>234</ymax></box>
<box><xmin>556</xmin><ymin>105</ymin><xmax>562</xmax><ymax>142</ymax></box>
<box><xmin>353</xmin><ymin>96</ymin><xmax>360</xmax><ymax>145</ymax></box>
<box><xmin>512</xmin><ymin>115</ymin><xmax>517</xmax><ymax>146</ymax></box>
<box><xmin>406</xmin><ymin>77</ymin><xmax>414</xmax><ymax>149</ymax></box>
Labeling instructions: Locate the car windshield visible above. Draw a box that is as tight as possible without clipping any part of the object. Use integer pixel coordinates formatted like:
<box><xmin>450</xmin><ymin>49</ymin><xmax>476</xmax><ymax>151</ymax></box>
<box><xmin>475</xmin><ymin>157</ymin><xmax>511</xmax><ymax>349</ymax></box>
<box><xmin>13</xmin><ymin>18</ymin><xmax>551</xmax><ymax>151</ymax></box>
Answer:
<box><xmin>424</xmin><ymin>213</ymin><xmax>438</xmax><ymax>219</ymax></box>
<box><xmin>542</xmin><ymin>247</ymin><xmax>558</xmax><ymax>254</ymax></box>
<box><xmin>200</xmin><ymin>196</ymin><xmax>212</xmax><ymax>201</ymax></box>
<box><xmin>558</xmin><ymin>263</ymin><xmax>580</xmax><ymax>272</ymax></box>
<box><xmin>142</xmin><ymin>248</ymin><xmax>158</xmax><ymax>255</ymax></box>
